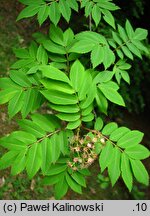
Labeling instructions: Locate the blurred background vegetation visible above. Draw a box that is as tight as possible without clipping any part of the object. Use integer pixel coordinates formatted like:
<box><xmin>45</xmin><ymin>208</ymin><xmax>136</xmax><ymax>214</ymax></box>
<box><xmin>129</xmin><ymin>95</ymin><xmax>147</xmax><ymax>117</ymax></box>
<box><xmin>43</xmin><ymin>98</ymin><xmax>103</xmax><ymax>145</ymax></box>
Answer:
<box><xmin>0</xmin><ymin>0</ymin><xmax>150</xmax><ymax>199</ymax></box>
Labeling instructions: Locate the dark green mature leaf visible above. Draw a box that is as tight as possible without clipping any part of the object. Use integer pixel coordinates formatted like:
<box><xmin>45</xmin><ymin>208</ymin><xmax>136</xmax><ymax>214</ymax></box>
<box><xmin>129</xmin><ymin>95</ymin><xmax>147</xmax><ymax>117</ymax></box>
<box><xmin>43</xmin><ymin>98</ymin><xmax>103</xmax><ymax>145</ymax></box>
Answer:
<box><xmin>121</xmin><ymin>153</ymin><xmax>133</xmax><ymax>191</ymax></box>
<box><xmin>130</xmin><ymin>159</ymin><xmax>149</xmax><ymax>186</ymax></box>
<box><xmin>117</xmin><ymin>130</ymin><xmax>144</xmax><ymax>148</ymax></box>
<box><xmin>125</xmin><ymin>145</ymin><xmax>150</xmax><ymax>160</ymax></box>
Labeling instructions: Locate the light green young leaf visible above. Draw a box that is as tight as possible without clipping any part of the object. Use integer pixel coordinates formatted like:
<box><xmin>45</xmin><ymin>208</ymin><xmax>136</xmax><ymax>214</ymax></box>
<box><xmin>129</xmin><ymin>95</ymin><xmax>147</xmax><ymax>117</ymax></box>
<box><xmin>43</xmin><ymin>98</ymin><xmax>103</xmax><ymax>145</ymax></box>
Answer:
<box><xmin>125</xmin><ymin>20</ymin><xmax>134</xmax><ymax>39</ymax></box>
<box><xmin>133</xmin><ymin>28</ymin><xmax>148</xmax><ymax>41</ymax></box>
<box><xmin>130</xmin><ymin>159</ymin><xmax>149</xmax><ymax>186</ymax></box>
<box><xmin>41</xmin><ymin>90</ymin><xmax>78</xmax><ymax>105</ymax></box>
<box><xmin>121</xmin><ymin>153</ymin><xmax>133</xmax><ymax>191</ymax></box>
<box><xmin>49</xmin><ymin>2</ymin><xmax>61</xmax><ymax>26</ymax></box>
<box><xmin>110</xmin><ymin>127</ymin><xmax>130</xmax><ymax>142</ymax></box>
<box><xmin>46</xmin><ymin>164</ymin><xmax>67</xmax><ymax>176</ymax></box>
<box><xmin>59</xmin><ymin>0</ymin><xmax>71</xmax><ymax>23</ymax></box>
<box><xmin>0</xmin><ymin>89</ymin><xmax>19</xmax><ymax>105</ymax></box>
<box><xmin>94</xmin><ymin>117</ymin><xmax>104</xmax><ymax>131</ymax></box>
<box><xmin>121</xmin><ymin>46</ymin><xmax>133</xmax><ymax>60</ymax></box>
<box><xmin>94</xmin><ymin>71</ymin><xmax>114</xmax><ymax>84</ymax></box>
<box><xmin>95</xmin><ymin>89</ymin><xmax>108</xmax><ymax>115</ymax></box>
<box><xmin>108</xmin><ymin>147</ymin><xmax>121</xmax><ymax>186</ymax></box>
<box><xmin>91</xmin><ymin>45</ymin><xmax>104</xmax><ymax>68</ymax></box>
<box><xmin>50</xmin><ymin>104</ymin><xmax>79</xmax><ymax>114</ymax></box>
<box><xmin>37</xmin><ymin>4</ymin><xmax>49</xmax><ymax>25</ymax></box>
<box><xmin>125</xmin><ymin>145</ymin><xmax>150</xmax><ymax>160</ymax></box>
<box><xmin>39</xmin><ymin>65</ymin><xmax>70</xmax><ymax>83</ymax></box>
<box><xmin>126</xmin><ymin>43</ymin><xmax>142</xmax><ymax>59</ymax></box>
<box><xmin>67</xmin><ymin>0</ymin><xmax>78</xmax><ymax>12</ymax></box>
<box><xmin>82</xmin><ymin>113</ymin><xmax>94</xmax><ymax>122</ymax></box>
<box><xmin>57</xmin><ymin>113</ymin><xmax>80</xmax><ymax>122</ymax></box>
<box><xmin>17</xmin><ymin>5</ymin><xmax>41</xmax><ymax>21</ymax></box>
<box><xmin>102</xmin><ymin>122</ymin><xmax>118</xmax><ymax>136</ymax></box>
<box><xmin>99</xmin><ymin>141</ymin><xmax>113</xmax><ymax>172</ymax></box>
<box><xmin>67</xmin><ymin>119</ymin><xmax>81</xmax><ymax>130</ymax></box>
<box><xmin>11</xmin><ymin>150</ymin><xmax>27</xmax><ymax>175</ymax></box>
<box><xmin>0</xmin><ymin>151</ymin><xmax>19</xmax><ymax>170</ymax></box>
<box><xmin>55</xmin><ymin>177</ymin><xmax>68</xmax><ymax>199</ymax></box>
<box><xmin>21</xmin><ymin>89</ymin><xmax>37</xmax><ymax>118</ymax></box>
<box><xmin>65</xmin><ymin>173</ymin><xmax>82</xmax><ymax>194</ymax></box>
<box><xmin>117</xmin><ymin>130</ymin><xmax>144</xmax><ymax>148</ymax></box>
<box><xmin>31</xmin><ymin>114</ymin><xmax>56</xmax><ymax>132</ymax></box>
<box><xmin>69</xmin><ymin>40</ymin><xmax>95</xmax><ymax>53</ymax></box>
<box><xmin>92</xmin><ymin>4</ymin><xmax>101</xmax><ymax>26</ymax></box>
<box><xmin>99</xmin><ymin>83</ymin><xmax>125</xmax><ymax>106</ymax></box>
<box><xmin>37</xmin><ymin>45</ymin><xmax>48</xmax><ymax>64</ymax></box>
<box><xmin>71</xmin><ymin>172</ymin><xmax>86</xmax><ymax>187</ymax></box>
<box><xmin>103</xmin><ymin>10</ymin><xmax>115</xmax><ymax>29</ymax></box>
<box><xmin>43</xmin><ymin>39</ymin><xmax>66</xmax><ymax>54</ymax></box>
<box><xmin>26</xmin><ymin>143</ymin><xmax>42</xmax><ymax>179</ymax></box>
<box><xmin>70</xmin><ymin>60</ymin><xmax>85</xmax><ymax>92</ymax></box>
<box><xmin>63</xmin><ymin>28</ymin><xmax>74</xmax><ymax>46</ymax></box>
<box><xmin>49</xmin><ymin>24</ymin><xmax>64</xmax><ymax>45</ymax></box>
<box><xmin>10</xmin><ymin>70</ymin><xmax>31</xmax><ymax>87</ymax></box>
<box><xmin>18</xmin><ymin>119</ymin><xmax>46</xmax><ymax>138</ymax></box>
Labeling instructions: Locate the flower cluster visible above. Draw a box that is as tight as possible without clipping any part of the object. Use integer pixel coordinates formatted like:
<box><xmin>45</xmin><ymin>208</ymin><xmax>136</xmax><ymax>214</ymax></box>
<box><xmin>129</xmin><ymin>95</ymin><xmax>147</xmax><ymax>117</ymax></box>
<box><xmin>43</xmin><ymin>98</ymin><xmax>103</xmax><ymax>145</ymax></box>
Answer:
<box><xmin>67</xmin><ymin>132</ymin><xmax>106</xmax><ymax>170</ymax></box>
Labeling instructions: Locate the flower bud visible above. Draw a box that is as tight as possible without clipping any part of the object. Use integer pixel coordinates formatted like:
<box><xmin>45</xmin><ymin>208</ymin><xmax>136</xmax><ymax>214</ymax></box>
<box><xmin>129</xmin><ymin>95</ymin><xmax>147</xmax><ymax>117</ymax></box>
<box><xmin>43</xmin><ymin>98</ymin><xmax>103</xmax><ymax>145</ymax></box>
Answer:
<box><xmin>87</xmin><ymin>157</ymin><xmax>94</xmax><ymax>163</ymax></box>
<box><xmin>87</xmin><ymin>143</ymin><xmax>92</xmax><ymax>148</ymax></box>
<box><xmin>100</xmin><ymin>138</ymin><xmax>105</xmax><ymax>144</ymax></box>
<box><xmin>73</xmin><ymin>157</ymin><xmax>79</xmax><ymax>163</ymax></box>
